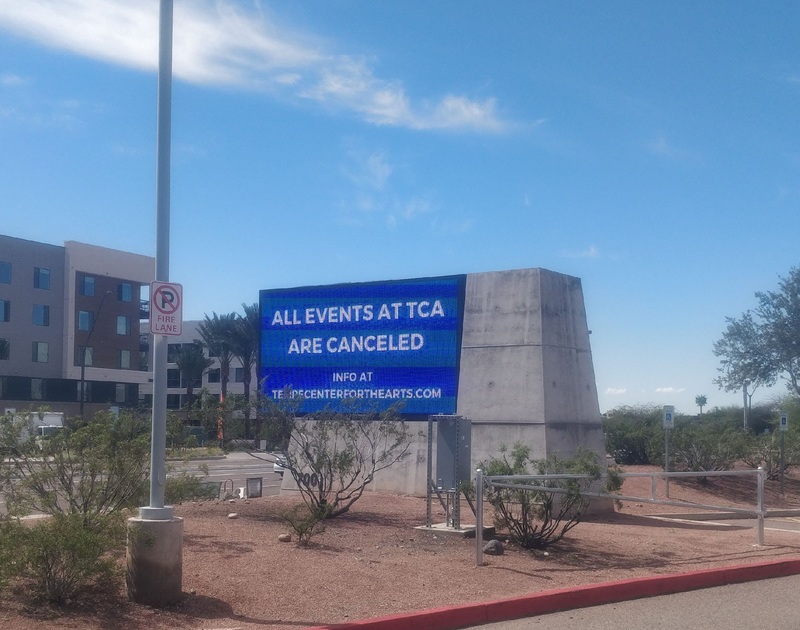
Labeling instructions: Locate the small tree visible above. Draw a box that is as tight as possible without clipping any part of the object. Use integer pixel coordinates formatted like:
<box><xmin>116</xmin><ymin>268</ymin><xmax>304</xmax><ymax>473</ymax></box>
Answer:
<box><xmin>231</xmin><ymin>302</ymin><xmax>260</xmax><ymax>439</ymax></box>
<box><xmin>175</xmin><ymin>343</ymin><xmax>213</xmax><ymax>409</ymax></box>
<box><xmin>197</xmin><ymin>312</ymin><xmax>238</xmax><ymax>401</ymax></box>
<box><xmin>0</xmin><ymin>410</ymin><xmax>150</xmax><ymax>520</ymax></box>
<box><xmin>669</xmin><ymin>420</ymin><xmax>749</xmax><ymax>478</ymax></box>
<box><xmin>269</xmin><ymin>397</ymin><xmax>415</xmax><ymax>518</ymax></box>
<box><xmin>602</xmin><ymin>404</ymin><xmax>663</xmax><ymax>465</ymax></box>
<box><xmin>477</xmin><ymin>444</ymin><xmax>619</xmax><ymax>550</ymax></box>
<box><xmin>742</xmin><ymin>431</ymin><xmax>800</xmax><ymax>480</ymax></box>
<box><xmin>695</xmin><ymin>395</ymin><xmax>708</xmax><ymax>415</ymax></box>
<box><xmin>714</xmin><ymin>267</ymin><xmax>800</xmax><ymax>398</ymax></box>
<box><xmin>0</xmin><ymin>410</ymin><xmax>149</xmax><ymax>603</ymax></box>
<box><xmin>255</xmin><ymin>385</ymin><xmax>302</xmax><ymax>452</ymax></box>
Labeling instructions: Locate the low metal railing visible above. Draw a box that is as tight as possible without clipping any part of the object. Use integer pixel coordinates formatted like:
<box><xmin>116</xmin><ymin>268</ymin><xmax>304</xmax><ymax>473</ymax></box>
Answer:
<box><xmin>475</xmin><ymin>468</ymin><xmax>766</xmax><ymax>566</ymax></box>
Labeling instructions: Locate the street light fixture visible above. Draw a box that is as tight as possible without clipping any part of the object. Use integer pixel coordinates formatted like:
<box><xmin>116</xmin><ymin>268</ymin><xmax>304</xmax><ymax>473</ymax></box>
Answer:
<box><xmin>79</xmin><ymin>290</ymin><xmax>113</xmax><ymax>423</ymax></box>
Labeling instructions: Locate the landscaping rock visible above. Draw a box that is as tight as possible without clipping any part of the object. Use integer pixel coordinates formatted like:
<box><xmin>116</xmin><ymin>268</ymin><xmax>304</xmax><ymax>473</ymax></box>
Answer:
<box><xmin>483</xmin><ymin>539</ymin><xmax>504</xmax><ymax>555</ymax></box>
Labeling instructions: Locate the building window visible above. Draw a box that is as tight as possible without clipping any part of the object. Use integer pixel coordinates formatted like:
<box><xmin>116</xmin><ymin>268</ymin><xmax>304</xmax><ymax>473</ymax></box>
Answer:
<box><xmin>118</xmin><ymin>282</ymin><xmax>132</xmax><ymax>302</ymax></box>
<box><xmin>0</xmin><ymin>261</ymin><xmax>10</xmax><ymax>284</ymax></box>
<box><xmin>80</xmin><ymin>274</ymin><xmax>95</xmax><ymax>296</ymax></box>
<box><xmin>34</xmin><ymin>267</ymin><xmax>50</xmax><ymax>289</ymax></box>
<box><xmin>167</xmin><ymin>368</ymin><xmax>181</xmax><ymax>388</ymax></box>
<box><xmin>31</xmin><ymin>378</ymin><xmax>45</xmax><ymax>400</ymax></box>
<box><xmin>32</xmin><ymin>304</ymin><xmax>50</xmax><ymax>327</ymax></box>
<box><xmin>0</xmin><ymin>338</ymin><xmax>9</xmax><ymax>360</ymax></box>
<box><xmin>78</xmin><ymin>310</ymin><xmax>94</xmax><ymax>331</ymax></box>
<box><xmin>167</xmin><ymin>344</ymin><xmax>181</xmax><ymax>363</ymax></box>
<box><xmin>32</xmin><ymin>341</ymin><xmax>49</xmax><ymax>363</ymax></box>
<box><xmin>119</xmin><ymin>349</ymin><xmax>131</xmax><ymax>369</ymax></box>
<box><xmin>234</xmin><ymin>367</ymin><xmax>245</xmax><ymax>383</ymax></box>
<box><xmin>166</xmin><ymin>394</ymin><xmax>181</xmax><ymax>410</ymax></box>
<box><xmin>116</xmin><ymin>315</ymin><xmax>131</xmax><ymax>336</ymax></box>
<box><xmin>77</xmin><ymin>346</ymin><xmax>93</xmax><ymax>367</ymax></box>
<box><xmin>77</xmin><ymin>381</ymin><xmax>92</xmax><ymax>402</ymax></box>
<box><xmin>115</xmin><ymin>383</ymin><xmax>127</xmax><ymax>403</ymax></box>
<box><xmin>0</xmin><ymin>300</ymin><xmax>9</xmax><ymax>322</ymax></box>
<box><xmin>207</xmin><ymin>368</ymin><xmax>221</xmax><ymax>383</ymax></box>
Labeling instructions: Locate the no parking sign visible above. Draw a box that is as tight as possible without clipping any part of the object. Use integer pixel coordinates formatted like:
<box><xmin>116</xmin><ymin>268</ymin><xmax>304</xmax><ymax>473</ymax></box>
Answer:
<box><xmin>150</xmin><ymin>281</ymin><xmax>183</xmax><ymax>336</ymax></box>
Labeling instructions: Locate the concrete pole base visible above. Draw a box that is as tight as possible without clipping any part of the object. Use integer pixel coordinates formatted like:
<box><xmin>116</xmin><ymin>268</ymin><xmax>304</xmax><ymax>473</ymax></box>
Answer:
<box><xmin>126</xmin><ymin>516</ymin><xmax>184</xmax><ymax>606</ymax></box>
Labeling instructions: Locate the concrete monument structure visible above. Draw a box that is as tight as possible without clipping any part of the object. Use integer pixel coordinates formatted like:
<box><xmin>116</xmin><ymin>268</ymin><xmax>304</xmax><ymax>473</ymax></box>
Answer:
<box><xmin>262</xmin><ymin>266</ymin><xmax>605</xmax><ymax>497</ymax></box>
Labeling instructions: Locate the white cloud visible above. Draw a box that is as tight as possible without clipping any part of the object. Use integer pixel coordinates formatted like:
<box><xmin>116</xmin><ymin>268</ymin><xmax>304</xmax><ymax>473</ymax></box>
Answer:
<box><xmin>605</xmin><ymin>387</ymin><xmax>627</xmax><ymax>395</ymax></box>
<box><xmin>342</xmin><ymin>150</ymin><xmax>393</xmax><ymax>192</ymax></box>
<box><xmin>655</xmin><ymin>387</ymin><xmax>686</xmax><ymax>394</ymax></box>
<box><xmin>560</xmin><ymin>245</ymin><xmax>600</xmax><ymax>259</ymax></box>
<box><xmin>0</xmin><ymin>1</ymin><xmax>506</xmax><ymax>132</ymax></box>
<box><xmin>646</xmin><ymin>133</ymin><xmax>703</xmax><ymax>164</ymax></box>
<box><xmin>0</xmin><ymin>73</ymin><xmax>24</xmax><ymax>86</ymax></box>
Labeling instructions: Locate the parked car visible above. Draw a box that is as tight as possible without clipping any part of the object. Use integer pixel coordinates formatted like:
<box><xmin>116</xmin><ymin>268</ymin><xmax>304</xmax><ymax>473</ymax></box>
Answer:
<box><xmin>273</xmin><ymin>454</ymin><xmax>288</xmax><ymax>476</ymax></box>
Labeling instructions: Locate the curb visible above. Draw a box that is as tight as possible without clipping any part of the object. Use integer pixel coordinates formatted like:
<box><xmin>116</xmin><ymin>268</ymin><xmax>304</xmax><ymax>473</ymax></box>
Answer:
<box><xmin>308</xmin><ymin>558</ymin><xmax>800</xmax><ymax>630</ymax></box>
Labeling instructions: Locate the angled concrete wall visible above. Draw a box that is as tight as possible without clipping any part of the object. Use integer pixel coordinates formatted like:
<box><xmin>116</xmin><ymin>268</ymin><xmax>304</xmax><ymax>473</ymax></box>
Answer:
<box><xmin>281</xmin><ymin>267</ymin><xmax>606</xmax><ymax>497</ymax></box>
<box><xmin>456</xmin><ymin>268</ymin><xmax>604</xmax><ymax>466</ymax></box>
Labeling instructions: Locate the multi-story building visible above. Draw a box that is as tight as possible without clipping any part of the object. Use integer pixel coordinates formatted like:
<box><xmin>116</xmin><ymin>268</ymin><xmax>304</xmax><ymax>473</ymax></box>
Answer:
<box><xmin>138</xmin><ymin>320</ymin><xmax>257</xmax><ymax>411</ymax></box>
<box><xmin>0</xmin><ymin>235</ymin><xmax>154</xmax><ymax>418</ymax></box>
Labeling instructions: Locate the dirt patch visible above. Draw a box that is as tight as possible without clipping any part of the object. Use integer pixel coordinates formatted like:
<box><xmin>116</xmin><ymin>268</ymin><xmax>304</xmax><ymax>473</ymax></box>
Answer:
<box><xmin>2</xmin><ymin>467</ymin><xmax>800</xmax><ymax>629</ymax></box>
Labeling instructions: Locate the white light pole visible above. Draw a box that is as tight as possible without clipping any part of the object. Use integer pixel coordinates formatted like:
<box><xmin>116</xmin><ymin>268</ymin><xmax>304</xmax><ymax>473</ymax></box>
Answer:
<box><xmin>127</xmin><ymin>0</ymin><xmax>183</xmax><ymax>607</ymax></box>
<box><xmin>141</xmin><ymin>0</ymin><xmax>173</xmax><ymax>522</ymax></box>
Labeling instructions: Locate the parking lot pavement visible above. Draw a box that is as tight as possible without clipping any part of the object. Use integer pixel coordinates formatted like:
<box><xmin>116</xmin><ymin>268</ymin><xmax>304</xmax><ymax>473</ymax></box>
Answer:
<box><xmin>471</xmin><ymin>574</ymin><xmax>800</xmax><ymax>630</ymax></box>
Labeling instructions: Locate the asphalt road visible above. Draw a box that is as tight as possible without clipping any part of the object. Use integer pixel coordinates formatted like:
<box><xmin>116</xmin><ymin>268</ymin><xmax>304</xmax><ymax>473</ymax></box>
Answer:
<box><xmin>473</xmin><ymin>574</ymin><xmax>800</xmax><ymax>629</ymax></box>
<box><xmin>170</xmin><ymin>450</ymin><xmax>284</xmax><ymax>498</ymax></box>
<box><xmin>0</xmin><ymin>450</ymin><xmax>284</xmax><ymax>514</ymax></box>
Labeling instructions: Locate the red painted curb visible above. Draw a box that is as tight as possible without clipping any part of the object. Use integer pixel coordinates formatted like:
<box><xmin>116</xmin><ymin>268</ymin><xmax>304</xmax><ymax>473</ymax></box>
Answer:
<box><xmin>308</xmin><ymin>558</ymin><xmax>800</xmax><ymax>630</ymax></box>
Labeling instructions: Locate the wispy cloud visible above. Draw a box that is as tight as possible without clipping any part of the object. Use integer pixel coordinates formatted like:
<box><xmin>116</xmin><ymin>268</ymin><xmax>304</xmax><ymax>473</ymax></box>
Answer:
<box><xmin>342</xmin><ymin>149</ymin><xmax>393</xmax><ymax>192</ymax></box>
<box><xmin>0</xmin><ymin>73</ymin><xmax>24</xmax><ymax>86</ymax></box>
<box><xmin>655</xmin><ymin>386</ymin><xmax>686</xmax><ymax>394</ymax></box>
<box><xmin>560</xmin><ymin>245</ymin><xmax>600</xmax><ymax>259</ymax></box>
<box><xmin>337</xmin><ymin>147</ymin><xmax>447</xmax><ymax>230</ymax></box>
<box><xmin>0</xmin><ymin>1</ymin><xmax>506</xmax><ymax>132</ymax></box>
<box><xmin>605</xmin><ymin>387</ymin><xmax>627</xmax><ymax>395</ymax></box>
<box><xmin>646</xmin><ymin>133</ymin><xmax>703</xmax><ymax>164</ymax></box>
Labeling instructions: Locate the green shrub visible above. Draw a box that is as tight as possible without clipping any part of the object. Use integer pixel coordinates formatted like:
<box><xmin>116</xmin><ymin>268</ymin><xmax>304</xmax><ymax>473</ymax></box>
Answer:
<box><xmin>15</xmin><ymin>513</ymin><xmax>124</xmax><ymax>605</ymax></box>
<box><xmin>281</xmin><ymin>504</ymin><xmax>330</xmax><ymax>546</ymax></box>
<box><xmin>164</xmin><ymin>466</ymin><xmax>219</xmax><ymax>503</ymax></box>
<box><xmin>0</xmin><ymin>520</ymin><xmax>25</xmax><ymax>590</ymax></box>
<box><xmin>742</xmin><ymin>431</ymin><xmax>800</xmax><ymax>480</ymax></box>
<box><xmin>603</xmin><ymin>405</ymin><xmax>663</xmax><ymax>465</ymax></box>
<box><xmin>670</xmin><ymin>421</ymin><xmax>749</xmax><ymax>476</ymax></box>
<box><xmin>477</xmin><ymin>444</ymin><xmax>619</xmax><ymax>550</ymax></box>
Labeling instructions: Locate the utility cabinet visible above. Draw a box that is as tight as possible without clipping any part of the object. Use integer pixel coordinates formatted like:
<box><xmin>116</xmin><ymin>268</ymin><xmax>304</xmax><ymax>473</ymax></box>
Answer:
<box><xmin>436</xmin><ymin>415</ymin><xmax>471</xmax><ymax>490</ymax></box>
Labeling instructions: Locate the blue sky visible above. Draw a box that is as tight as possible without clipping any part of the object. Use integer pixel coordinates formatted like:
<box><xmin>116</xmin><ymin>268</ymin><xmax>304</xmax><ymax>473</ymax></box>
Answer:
<box><xmin>1</xmin><ymin>1</ymin><xmax>798</xmax><ymax>414</ymax></box>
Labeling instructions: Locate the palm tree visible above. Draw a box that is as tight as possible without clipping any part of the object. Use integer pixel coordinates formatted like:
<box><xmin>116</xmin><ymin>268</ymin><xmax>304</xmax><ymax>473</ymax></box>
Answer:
<box><xmin>231</xmin><ymin>302</ymin><xmax>260</xmax><ymax>440</ymax></box>
<box><xmin>175</xmin><ymin>343</ymin><xmax>213</xmax><ymax>408</ymax></box>
<box><xmin>695</xmin><ymin>394</ymin><xmax>708</xmax><ymax>415</ymax></box>
<box><xmin>197</xmin><ymin>312</ymin><xmax>238</xmax><ymax>400</ymax></box>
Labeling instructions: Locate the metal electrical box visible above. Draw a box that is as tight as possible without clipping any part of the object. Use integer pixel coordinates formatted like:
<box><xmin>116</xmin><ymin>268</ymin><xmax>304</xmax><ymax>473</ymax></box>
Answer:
<box><xmin>436</xmin><ymin>416</ymin><xmax>471</xmax><ymax>490</ymax></box>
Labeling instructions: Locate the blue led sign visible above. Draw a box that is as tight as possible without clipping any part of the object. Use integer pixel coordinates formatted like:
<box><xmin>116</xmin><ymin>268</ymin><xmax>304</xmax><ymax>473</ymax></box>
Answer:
<box><xmin>259</xmin><ymin>275</ymin><xmax>465</xmax><ymax>414</ymax></box>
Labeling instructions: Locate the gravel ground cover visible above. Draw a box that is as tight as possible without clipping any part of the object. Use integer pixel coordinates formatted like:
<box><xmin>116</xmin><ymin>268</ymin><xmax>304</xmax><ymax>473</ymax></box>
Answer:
<box><xmin>2</xmin><ymin>466</ymin><xmax>800</xmax><ymax>630</ymax></box>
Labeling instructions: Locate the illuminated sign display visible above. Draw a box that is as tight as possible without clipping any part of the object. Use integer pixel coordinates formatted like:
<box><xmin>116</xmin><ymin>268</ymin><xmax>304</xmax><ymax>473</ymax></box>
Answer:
<box><xmin>259</xmin><ymin>275</ymin><xmax>465</xmax><ymax>414</ymax></box>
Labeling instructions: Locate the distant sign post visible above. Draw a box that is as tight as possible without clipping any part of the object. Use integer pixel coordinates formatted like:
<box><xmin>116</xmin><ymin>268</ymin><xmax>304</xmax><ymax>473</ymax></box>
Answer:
<box><xmin>150</xmin><ymin>281</ymin><xmax>183</xmax><ymax>336</ymax></box>
<box><xmin>780</xmin><ymin>411</ymin><xmax>789</xmax><ymax>494</ymax></box>
<box><xmin>663</xmin><ymin>405</ymin><xmax>675</xmax><ymax>498</ymax></box>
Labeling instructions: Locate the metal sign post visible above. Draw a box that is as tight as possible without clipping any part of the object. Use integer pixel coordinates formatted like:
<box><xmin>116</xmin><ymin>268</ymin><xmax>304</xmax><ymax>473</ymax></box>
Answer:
<box><xmin>780</xmin><ymin>411</ymin><xmax>788</xmax><ymax>495</ymax></box>
<box><xmin>126</xmin><ymin>0</ymin><xmax>183</xmax><ymax>607</ymax></box>
<box><xmin>663</xmin><ymin>405</ymin><xmax>674</xmax><ymax>498</ymax></box>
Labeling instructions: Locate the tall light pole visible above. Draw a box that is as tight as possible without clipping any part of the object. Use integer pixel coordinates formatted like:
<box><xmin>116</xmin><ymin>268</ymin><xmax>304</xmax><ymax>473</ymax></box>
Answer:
<box><xmin>127</xmin><ymin>0</ymin><xmax>183</xmax><ymax>608</ymax></box>
<box><xmin>79</xmin><ymin>290</ymin><xmax>112</xmax><ymax>424</ymax></box>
